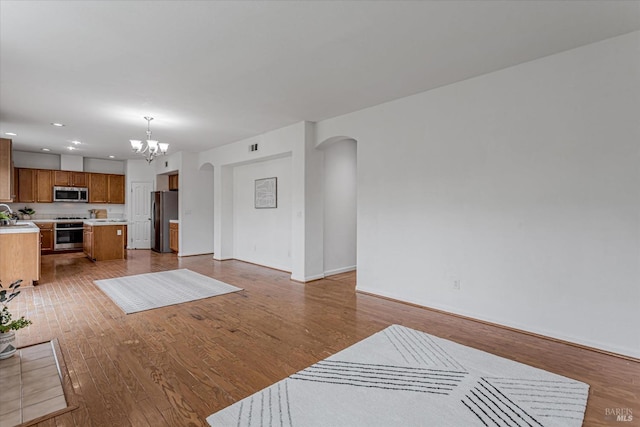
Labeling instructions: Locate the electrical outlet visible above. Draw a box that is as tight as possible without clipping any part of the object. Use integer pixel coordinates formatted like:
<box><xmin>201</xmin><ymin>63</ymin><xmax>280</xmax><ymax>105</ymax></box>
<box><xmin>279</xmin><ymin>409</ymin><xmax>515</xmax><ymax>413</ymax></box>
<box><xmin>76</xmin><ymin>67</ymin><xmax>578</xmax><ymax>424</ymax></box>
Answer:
<box><xmin>453</xmin><ymin>280</ymin><xmax>460</xmax><ymax>290</ymax></box>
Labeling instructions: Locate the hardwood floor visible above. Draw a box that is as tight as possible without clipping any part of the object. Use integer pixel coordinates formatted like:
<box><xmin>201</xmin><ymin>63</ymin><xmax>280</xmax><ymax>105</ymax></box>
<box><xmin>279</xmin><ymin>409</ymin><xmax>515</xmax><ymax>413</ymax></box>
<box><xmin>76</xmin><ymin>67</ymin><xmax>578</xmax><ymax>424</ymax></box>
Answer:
<box><xmin>7</xmin><ymin>251</ymin><xmax>638</xmax><ymax>426</ymax></box>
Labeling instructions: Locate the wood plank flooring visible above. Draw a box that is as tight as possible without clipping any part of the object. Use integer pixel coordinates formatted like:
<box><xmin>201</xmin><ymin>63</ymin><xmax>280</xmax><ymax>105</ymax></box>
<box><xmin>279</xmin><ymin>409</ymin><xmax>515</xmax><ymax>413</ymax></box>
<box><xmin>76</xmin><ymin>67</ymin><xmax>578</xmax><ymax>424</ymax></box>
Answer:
<box><xmin>6</xmin><ymin>251</ymin><xmax>638</xmax><ymax>426</ymax></box>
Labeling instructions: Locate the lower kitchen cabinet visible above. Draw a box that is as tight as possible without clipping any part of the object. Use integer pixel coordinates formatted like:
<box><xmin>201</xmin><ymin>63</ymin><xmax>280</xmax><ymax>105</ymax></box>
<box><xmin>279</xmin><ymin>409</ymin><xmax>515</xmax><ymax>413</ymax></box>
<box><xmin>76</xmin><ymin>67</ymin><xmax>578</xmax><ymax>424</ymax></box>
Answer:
<box><xmin>0</xmin><ymin>231</ymin><xmax>40</xmax><ymax>286</ymax></box>
<box><xmin>37</xmin><ymin>222</ymin><xmax>54</xmax><ymax>252</ymax></box>
<box><xmin>169</xmin><ymin>222</ymin><xmax>178</xmax><ymax>253</ymax></box>
<box><xmin>84</xmin><ymin>224</ymin><xmax>127</xmax><ymax>261</ymax></box>
<box><xmin>83</xmin><ymin>225</ymin><xmax>93</xmax><ymax>259</ymax></box>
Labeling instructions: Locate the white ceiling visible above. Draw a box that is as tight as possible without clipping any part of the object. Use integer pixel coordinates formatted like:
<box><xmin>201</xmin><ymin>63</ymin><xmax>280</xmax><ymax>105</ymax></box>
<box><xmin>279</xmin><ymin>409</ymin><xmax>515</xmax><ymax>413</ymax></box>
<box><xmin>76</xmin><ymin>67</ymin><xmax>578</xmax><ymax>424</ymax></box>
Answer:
<box><xmin>1</xmin><ymin>1</ymin><xmax>639</xmax><ymax>161</ymax></box>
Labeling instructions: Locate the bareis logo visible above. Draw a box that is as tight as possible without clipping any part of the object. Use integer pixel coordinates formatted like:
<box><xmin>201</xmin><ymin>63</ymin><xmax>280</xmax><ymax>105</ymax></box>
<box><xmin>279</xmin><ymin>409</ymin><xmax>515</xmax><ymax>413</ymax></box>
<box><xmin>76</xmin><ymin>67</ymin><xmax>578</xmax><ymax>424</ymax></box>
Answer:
<box><xmin>605</xmin><ymin>408</ymin><xmax>633</xmax><ymax>422</ymax></box>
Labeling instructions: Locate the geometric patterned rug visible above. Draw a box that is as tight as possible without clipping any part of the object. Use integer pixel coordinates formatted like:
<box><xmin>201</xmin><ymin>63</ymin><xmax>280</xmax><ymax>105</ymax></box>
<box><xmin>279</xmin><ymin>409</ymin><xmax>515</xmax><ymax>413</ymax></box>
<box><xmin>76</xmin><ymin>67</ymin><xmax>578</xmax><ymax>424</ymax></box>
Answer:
<box><xmin>94</xmin><ymin>269</ymin><xmax>242</xmax><ymax>314</ymax></box>
<box><xmin>206</xmin><ymin>325</ymin><xmax>589</xmax><ymax>426</ymax></box>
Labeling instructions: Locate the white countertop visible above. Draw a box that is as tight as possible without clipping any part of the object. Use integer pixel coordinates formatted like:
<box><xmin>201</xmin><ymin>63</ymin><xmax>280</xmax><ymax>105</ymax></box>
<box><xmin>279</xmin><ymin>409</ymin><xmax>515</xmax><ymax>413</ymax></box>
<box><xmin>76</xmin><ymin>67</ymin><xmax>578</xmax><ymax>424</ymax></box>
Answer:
<box><xmin>0</xmin><ymin>221</ymin><xmax>39</xmax><ymax>234</ymax></box>
<box><xmin>169</xmin><ymin>219</ymin><xmax>179</xmax><ymax>224</ymax></box>
<box><xmin>83</xmin><ymin>219</ymin><xmax>128</xmax><ymax>226</ymax></box>
<box><xmin>32</xmin><ymin>219</ymin><xmax>85</xmax><ymax>224</ymax></box>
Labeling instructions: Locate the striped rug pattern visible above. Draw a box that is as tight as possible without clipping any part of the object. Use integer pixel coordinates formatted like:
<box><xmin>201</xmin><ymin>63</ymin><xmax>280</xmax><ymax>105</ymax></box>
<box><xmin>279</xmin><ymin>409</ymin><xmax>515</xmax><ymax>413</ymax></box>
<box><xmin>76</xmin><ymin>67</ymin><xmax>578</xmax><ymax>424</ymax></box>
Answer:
<box><xmin>94</xmin><ymin>269</ymin><xmax>242</xmax><ymax>314</ymax></box>
<box><xmin>207</xmin><ymin>325</ymin><xmax>588</xmax><ymax>426</ymax></box>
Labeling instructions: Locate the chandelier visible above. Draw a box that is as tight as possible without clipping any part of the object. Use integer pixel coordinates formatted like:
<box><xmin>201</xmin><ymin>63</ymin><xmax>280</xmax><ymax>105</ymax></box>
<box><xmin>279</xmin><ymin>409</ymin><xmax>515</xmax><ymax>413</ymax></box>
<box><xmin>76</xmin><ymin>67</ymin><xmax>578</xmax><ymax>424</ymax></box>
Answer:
<box><xmin>130</xmin><ymin>116</ymin><xmax>169</xmax><ymax>164</ymax></box>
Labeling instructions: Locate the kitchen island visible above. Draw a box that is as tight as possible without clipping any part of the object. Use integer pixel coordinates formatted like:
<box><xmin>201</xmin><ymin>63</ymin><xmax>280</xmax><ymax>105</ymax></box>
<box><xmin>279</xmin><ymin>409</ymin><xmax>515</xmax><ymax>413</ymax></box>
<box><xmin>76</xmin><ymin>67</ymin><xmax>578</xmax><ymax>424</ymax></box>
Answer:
<box><xmin>83</xmin><ymin>219</ymin><xmax>127</xmax><ymax>261</ymax></box>
<box><xmin>0</xmin><ymin>221</ymin><xmax>41</xmax><ymax>285</ymax></box>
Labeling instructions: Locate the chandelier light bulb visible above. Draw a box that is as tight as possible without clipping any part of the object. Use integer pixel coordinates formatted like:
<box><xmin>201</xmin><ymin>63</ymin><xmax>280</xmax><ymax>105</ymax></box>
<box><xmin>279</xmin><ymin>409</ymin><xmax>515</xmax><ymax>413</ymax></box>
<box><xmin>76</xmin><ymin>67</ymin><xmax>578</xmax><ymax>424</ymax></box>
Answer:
<box><xmin>130</xmin><ymin>140</ymin><xmax>143</xmax><ymax>152</ymax></box>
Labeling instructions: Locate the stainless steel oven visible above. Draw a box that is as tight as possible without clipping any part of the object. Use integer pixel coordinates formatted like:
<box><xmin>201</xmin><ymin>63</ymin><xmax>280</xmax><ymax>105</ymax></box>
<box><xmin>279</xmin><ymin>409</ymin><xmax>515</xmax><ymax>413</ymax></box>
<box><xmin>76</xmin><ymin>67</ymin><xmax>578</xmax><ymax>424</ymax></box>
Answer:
<box><xmin>54</xmin><ymin>221</ymin><xmax>84</xmax><ymax>250</ymax></box>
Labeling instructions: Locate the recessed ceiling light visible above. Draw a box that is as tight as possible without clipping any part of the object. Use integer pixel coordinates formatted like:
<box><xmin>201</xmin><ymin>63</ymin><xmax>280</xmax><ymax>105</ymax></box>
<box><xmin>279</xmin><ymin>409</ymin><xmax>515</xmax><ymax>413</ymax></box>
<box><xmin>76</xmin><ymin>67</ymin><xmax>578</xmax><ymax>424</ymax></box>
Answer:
<box><xmin>51</xmin><ymin>122</ymin><xmax>65</xmax><ymax>127</ymax></box>
<box><xmin>67</xmin><ymin>146</ymin><xmax>76</xmax><ymax>151</ymax></box>
<box><xmin>4</xmin><ymin>132</ymin><xmax>17</xmax><ymax>136</ymax></box>
<box><xmin>71</xmin><ymin>140</ymin><xmax>81</xmax><ymax>145</ymax></box>
<box><xmin>108</xmin><ymin>155</ymin><xmax>115</xmax><ymax>159</ymax></box>
<box><xmin>42</xmin><ymin>148</ymin><xmax>51</xmax><ymax>152</ymax></box>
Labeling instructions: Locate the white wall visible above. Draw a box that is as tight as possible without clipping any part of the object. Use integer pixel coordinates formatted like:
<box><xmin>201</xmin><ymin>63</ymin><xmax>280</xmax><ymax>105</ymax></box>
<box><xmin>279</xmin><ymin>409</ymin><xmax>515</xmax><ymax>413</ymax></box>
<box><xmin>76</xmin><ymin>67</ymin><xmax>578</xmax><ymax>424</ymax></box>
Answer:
<box><xmin>323</xmin><ymin>139</ymin><xmax>357</xmax><ymax>275</ymax></box>
<box><xmin>316</xmin><ymin>32</ymin><xmax>640</xmax><ymax>358</ymax></box>
<box><xmin>60</xmin><ymin>154</ymin><xmax>83</xmax><ymax>172</ymax></box>
<box><xmin>83</xmin><ymin>158</ymin><xmax>125</xmax><ymax>174</ymax></box>
<box><xmin>233</xmin><ymin>156</ymin><xmax>292</xmax><ymax>271</ymax></box>
<box><xmin>13</xmin><ymin>151</ymin><xmax>60</xmax><ymax>169</ymax></box>
<box><xmin>13</xmin><ymin>151</ymin><xmax>126</xmax><ymax>175</ymax></box>
<box><xmin>125</xmin><ymin>159</ymin><xmax>156</xmax><ymax>189</ymax></box>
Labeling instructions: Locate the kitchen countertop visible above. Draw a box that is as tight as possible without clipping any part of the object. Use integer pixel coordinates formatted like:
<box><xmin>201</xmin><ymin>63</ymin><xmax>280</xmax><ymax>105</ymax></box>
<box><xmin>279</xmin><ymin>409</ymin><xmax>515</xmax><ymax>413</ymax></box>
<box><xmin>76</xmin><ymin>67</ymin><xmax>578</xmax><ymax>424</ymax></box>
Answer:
<box><xmin>83</xmin><ymin>219</ymin><xmax>128</xmax><ymax>226</ymax></box>
<box><xmin>32</xmin><ymin>219</ymin><xmax>86</xmax><ymax>224</ymax></box>
<box><xmin>0</xmin><ymin>221</ymin><xmax>39</xmax><ymax>234</ymax></box>
<box><xmin>169</xmin><ymin>219</ymin><xmax>179</xmax><ymax>224</ymax></box>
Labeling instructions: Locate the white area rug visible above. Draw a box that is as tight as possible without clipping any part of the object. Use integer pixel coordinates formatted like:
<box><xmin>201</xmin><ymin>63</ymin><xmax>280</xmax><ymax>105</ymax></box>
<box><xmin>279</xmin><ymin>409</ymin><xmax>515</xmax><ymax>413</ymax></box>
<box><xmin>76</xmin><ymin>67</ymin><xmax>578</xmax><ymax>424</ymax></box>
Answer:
<box><xmin>94</xmin><ymin>269</ymin><xmax>242</xmax><ymax>314</ymax></box>
<box><xmin>207</xmin><ymin>325</ymin><xmax>589</xmax><ymax>427</ymax></box>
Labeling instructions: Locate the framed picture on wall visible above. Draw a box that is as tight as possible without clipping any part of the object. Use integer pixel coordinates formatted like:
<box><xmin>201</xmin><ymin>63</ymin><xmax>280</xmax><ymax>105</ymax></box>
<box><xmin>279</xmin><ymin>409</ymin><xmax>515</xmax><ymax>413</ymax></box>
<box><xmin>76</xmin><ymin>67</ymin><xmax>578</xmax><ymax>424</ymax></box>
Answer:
<box><xmin>255</xmin><ymin>177</ymin><xmax>277</xmax><ymax>208</ymax></box>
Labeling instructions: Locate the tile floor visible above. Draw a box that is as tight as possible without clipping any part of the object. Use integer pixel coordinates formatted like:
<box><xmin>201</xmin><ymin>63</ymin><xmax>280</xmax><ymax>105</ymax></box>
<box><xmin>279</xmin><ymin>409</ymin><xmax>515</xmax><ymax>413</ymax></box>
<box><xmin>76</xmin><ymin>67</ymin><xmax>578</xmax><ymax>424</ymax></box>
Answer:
<box><xmin>0</xmin><ymin>342</ymin><xmax>67</xmax><ymax>427</ymax></box>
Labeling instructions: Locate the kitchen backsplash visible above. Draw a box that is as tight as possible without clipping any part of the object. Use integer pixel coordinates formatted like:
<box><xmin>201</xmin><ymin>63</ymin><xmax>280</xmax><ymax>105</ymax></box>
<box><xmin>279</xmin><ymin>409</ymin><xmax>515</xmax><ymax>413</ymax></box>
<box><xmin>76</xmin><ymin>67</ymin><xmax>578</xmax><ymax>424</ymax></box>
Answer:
<box><xmin>5</xmin><ymin>202</ymin><xmax>125</xmax><ymax>219</ymax></box>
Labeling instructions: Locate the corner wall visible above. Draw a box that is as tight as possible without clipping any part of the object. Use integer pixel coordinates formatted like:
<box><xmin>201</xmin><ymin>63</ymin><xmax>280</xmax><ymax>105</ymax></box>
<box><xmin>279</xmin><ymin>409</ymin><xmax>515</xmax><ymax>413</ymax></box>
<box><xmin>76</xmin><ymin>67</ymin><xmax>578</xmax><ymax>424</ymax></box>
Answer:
<box><xmin>199</xmin><ymin>121</ymin><xmax>323</xmax><ymax>281</ymax></box>
<box><xmin>316</xmin><ymin>32</ymin><xmax>640</xmax><ymax>358</ymax></box>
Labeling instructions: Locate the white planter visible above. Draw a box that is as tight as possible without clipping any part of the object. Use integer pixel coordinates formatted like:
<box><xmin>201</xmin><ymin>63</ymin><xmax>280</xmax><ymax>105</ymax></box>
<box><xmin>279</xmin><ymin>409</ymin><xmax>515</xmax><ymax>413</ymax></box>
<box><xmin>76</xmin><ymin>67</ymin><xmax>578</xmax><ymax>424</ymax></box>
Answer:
<box><xmin>22</xmin><ymin>214</ymin><xmax>31</xmax><ymax>220</ymax></box>
<box><xmin>0</xmin><ymin>330</ymin><xmax>17</xmax><ymax>359</ymax></box>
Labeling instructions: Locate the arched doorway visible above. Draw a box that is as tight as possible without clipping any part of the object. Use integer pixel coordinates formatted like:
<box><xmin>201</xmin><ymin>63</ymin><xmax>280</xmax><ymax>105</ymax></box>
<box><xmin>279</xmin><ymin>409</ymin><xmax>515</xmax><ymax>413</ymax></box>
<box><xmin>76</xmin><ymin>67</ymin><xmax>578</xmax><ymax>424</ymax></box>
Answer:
<box><xmin>318</xmin><ymin>136</ymin><xmax>357</xmax><ymax>277</ymax></box>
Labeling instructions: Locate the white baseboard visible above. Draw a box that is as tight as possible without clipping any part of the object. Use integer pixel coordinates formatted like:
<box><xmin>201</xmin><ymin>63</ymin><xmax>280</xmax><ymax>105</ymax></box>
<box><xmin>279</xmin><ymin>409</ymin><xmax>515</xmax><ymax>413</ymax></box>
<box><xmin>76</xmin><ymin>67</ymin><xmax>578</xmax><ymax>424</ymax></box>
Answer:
<box><xmin>324</xmin><ymin>265</ymin><xmax>357</xmax><ymax>277</ymax></box>
<box><xmin>356</xmin><ymin>285</ymin><xmax>640</xmax><ymax>360</ymax></box>
<box><xmin>291</xmin><ymin>273</ymin><xmax>325</xmax><ymax>283</ymax></box>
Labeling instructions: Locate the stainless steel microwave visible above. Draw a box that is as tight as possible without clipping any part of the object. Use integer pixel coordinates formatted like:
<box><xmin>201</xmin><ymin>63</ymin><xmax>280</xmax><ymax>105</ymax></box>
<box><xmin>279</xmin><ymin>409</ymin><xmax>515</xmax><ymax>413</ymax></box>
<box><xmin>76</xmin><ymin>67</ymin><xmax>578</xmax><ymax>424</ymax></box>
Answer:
<box><xmin>53</xmin><ymin>186</ymin><xmax>89</xmax><ymax>202</ymax></box>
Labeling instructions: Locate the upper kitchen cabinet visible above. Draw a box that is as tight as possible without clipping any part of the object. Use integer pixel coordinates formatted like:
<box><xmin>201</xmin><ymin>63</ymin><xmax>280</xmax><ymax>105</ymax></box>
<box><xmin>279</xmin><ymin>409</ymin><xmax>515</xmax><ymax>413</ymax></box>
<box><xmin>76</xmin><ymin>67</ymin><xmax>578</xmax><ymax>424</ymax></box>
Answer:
<box><xmin>88</xmin><ymin>173</ymin><xmax>125</xmax><ymax>204</ymax></box>
<box><xmin>89</xmin><ymin>173</ymin><xmax>108</xmax><ymax>203</ymax></box>
<box><xmin>16</xmin><ymin>168</ymin><xmax>35</xmax><ymax>202</ymax></box>
<box><xmin>36</xmin><ymin>169</ymin><xmax>53</xmax><ymax>202</ymax></box>
<box><xmin>108</xmin><ymin>174</ymin><xmax>125</xmax><ymax>204</ymax></box>
<box><xmin>54</xmin><ymin>170</ymin><xmax>88</xmax><ymax>187</ymax></box>
<box><xmin>168</xmin><ymin>174</ymin><xmax>179</xmax><ymax>191</ymax></box>
<box><xmin>15</xmin><ymin>168</ymin><xmax>53</xmax><ymax>203</ymax></box>
<box><xmin>0</xmin><ymin>138</ymin><xmax>14</xmax><ymax>202</ymax></box>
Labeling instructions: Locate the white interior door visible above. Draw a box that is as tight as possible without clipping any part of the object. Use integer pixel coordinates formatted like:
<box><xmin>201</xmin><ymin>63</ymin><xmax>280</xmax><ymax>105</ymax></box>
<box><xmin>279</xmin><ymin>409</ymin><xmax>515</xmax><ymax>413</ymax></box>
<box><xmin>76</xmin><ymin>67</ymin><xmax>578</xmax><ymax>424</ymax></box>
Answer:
<box><xmin>130</xmin><ymin>181</ymin><xmax>152</xmax><ymax>249</ymax></box>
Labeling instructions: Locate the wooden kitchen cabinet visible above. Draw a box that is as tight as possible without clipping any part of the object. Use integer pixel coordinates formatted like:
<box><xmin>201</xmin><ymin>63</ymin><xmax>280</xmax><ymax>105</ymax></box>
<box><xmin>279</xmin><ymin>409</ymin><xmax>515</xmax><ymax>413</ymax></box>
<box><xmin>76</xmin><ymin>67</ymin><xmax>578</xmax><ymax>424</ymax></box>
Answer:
<box><xmin>16</xmin><ymin>168</ymin><xmax>35</xmax><ymax>202</ymax></box>
<box><xmin>37</xmin><ymin>222</ymin><xmax>54</xmax><ymax>252</ymax></box>
<box><xmin>89</xmin><ymin>173</ymin><xmax>108</xmax><ymax>203</ymax></box>
<box><xmin>84</xmin><ymin>224</ymin><xmax>127</xmax><ymax>261</ymax></box>
<box><xmin>108</xmin><ymin>174</ymin><xmax>125</xmax><ymax>204</ymax></box>
<box><xmin>0</xmin><ymin>138</ymin><xmax>14</xmax><ymax>202</ymax></box>
<box><xmin>88</xmin><ymin>173</ymin><xmax>124</xmax><ymax>204</ymax></box>
<box><xmin>169</xmin><ymin>222</ymin><xmax>178</xmax><ymax>253</ymax></box>
<box><xmin>36</xmin><ymin>169</ymin><xmax>53</xmax><ymax>202</ymax></box>
<box><xmin>54</xmin><ymin>170</ymin><xmax>88</xmax><ymax>187</ymax></box>
<box><xmin>12</xmin><ymin>168</ymin><xmax>124</xmax><ymax>204</ymax></box>
<box><xmin>15</xmin><ymin>168</ymin><xmax>53</xmax><ymax>203</ymax></box>
<box><xmin>83</xmin><ymin>225</ymin><xmax>93</xmax><ymax>259</ymax></box>
<box><xmin>168</xmin><ymin>174</ymin><xmax>179</xmax><ymax>191</ymax></box>
<box><xmin>0</xmin><ymin>231</ymin><xmax>40</xmax><ymax>286</ymax></box>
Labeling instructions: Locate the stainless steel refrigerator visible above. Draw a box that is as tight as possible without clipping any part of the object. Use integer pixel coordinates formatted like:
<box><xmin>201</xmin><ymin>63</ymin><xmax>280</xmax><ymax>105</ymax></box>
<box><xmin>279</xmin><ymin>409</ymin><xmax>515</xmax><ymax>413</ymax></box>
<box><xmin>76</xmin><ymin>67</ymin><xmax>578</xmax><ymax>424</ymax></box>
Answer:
<box><xmin>151</xmin><ymin>191</ymin><xmax>178</xmax><ymax>253</ymax></box>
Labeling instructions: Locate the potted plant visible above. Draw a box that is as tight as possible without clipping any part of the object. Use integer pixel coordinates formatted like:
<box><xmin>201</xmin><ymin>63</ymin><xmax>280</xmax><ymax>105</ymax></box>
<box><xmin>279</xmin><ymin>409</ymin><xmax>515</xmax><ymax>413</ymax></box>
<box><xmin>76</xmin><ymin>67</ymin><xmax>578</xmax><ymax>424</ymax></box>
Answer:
<box><xmin>0</xmin><ymin>211</ymin><xmax>17</xmax><ymax>226</ymax></box>
<box><xmin>18</xmin><ymin>207</ymin><xmax>36</xmax><ymax>220</ymax></box>
<box><xmin>0</xmin><ymin>279</ymin><xmax>32</xmax><ymax>359</ymax></box>
<box><xmin>0</xmin><ymin>211</ymin><xmax>10</xmax><ymax>225</ymax></box>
